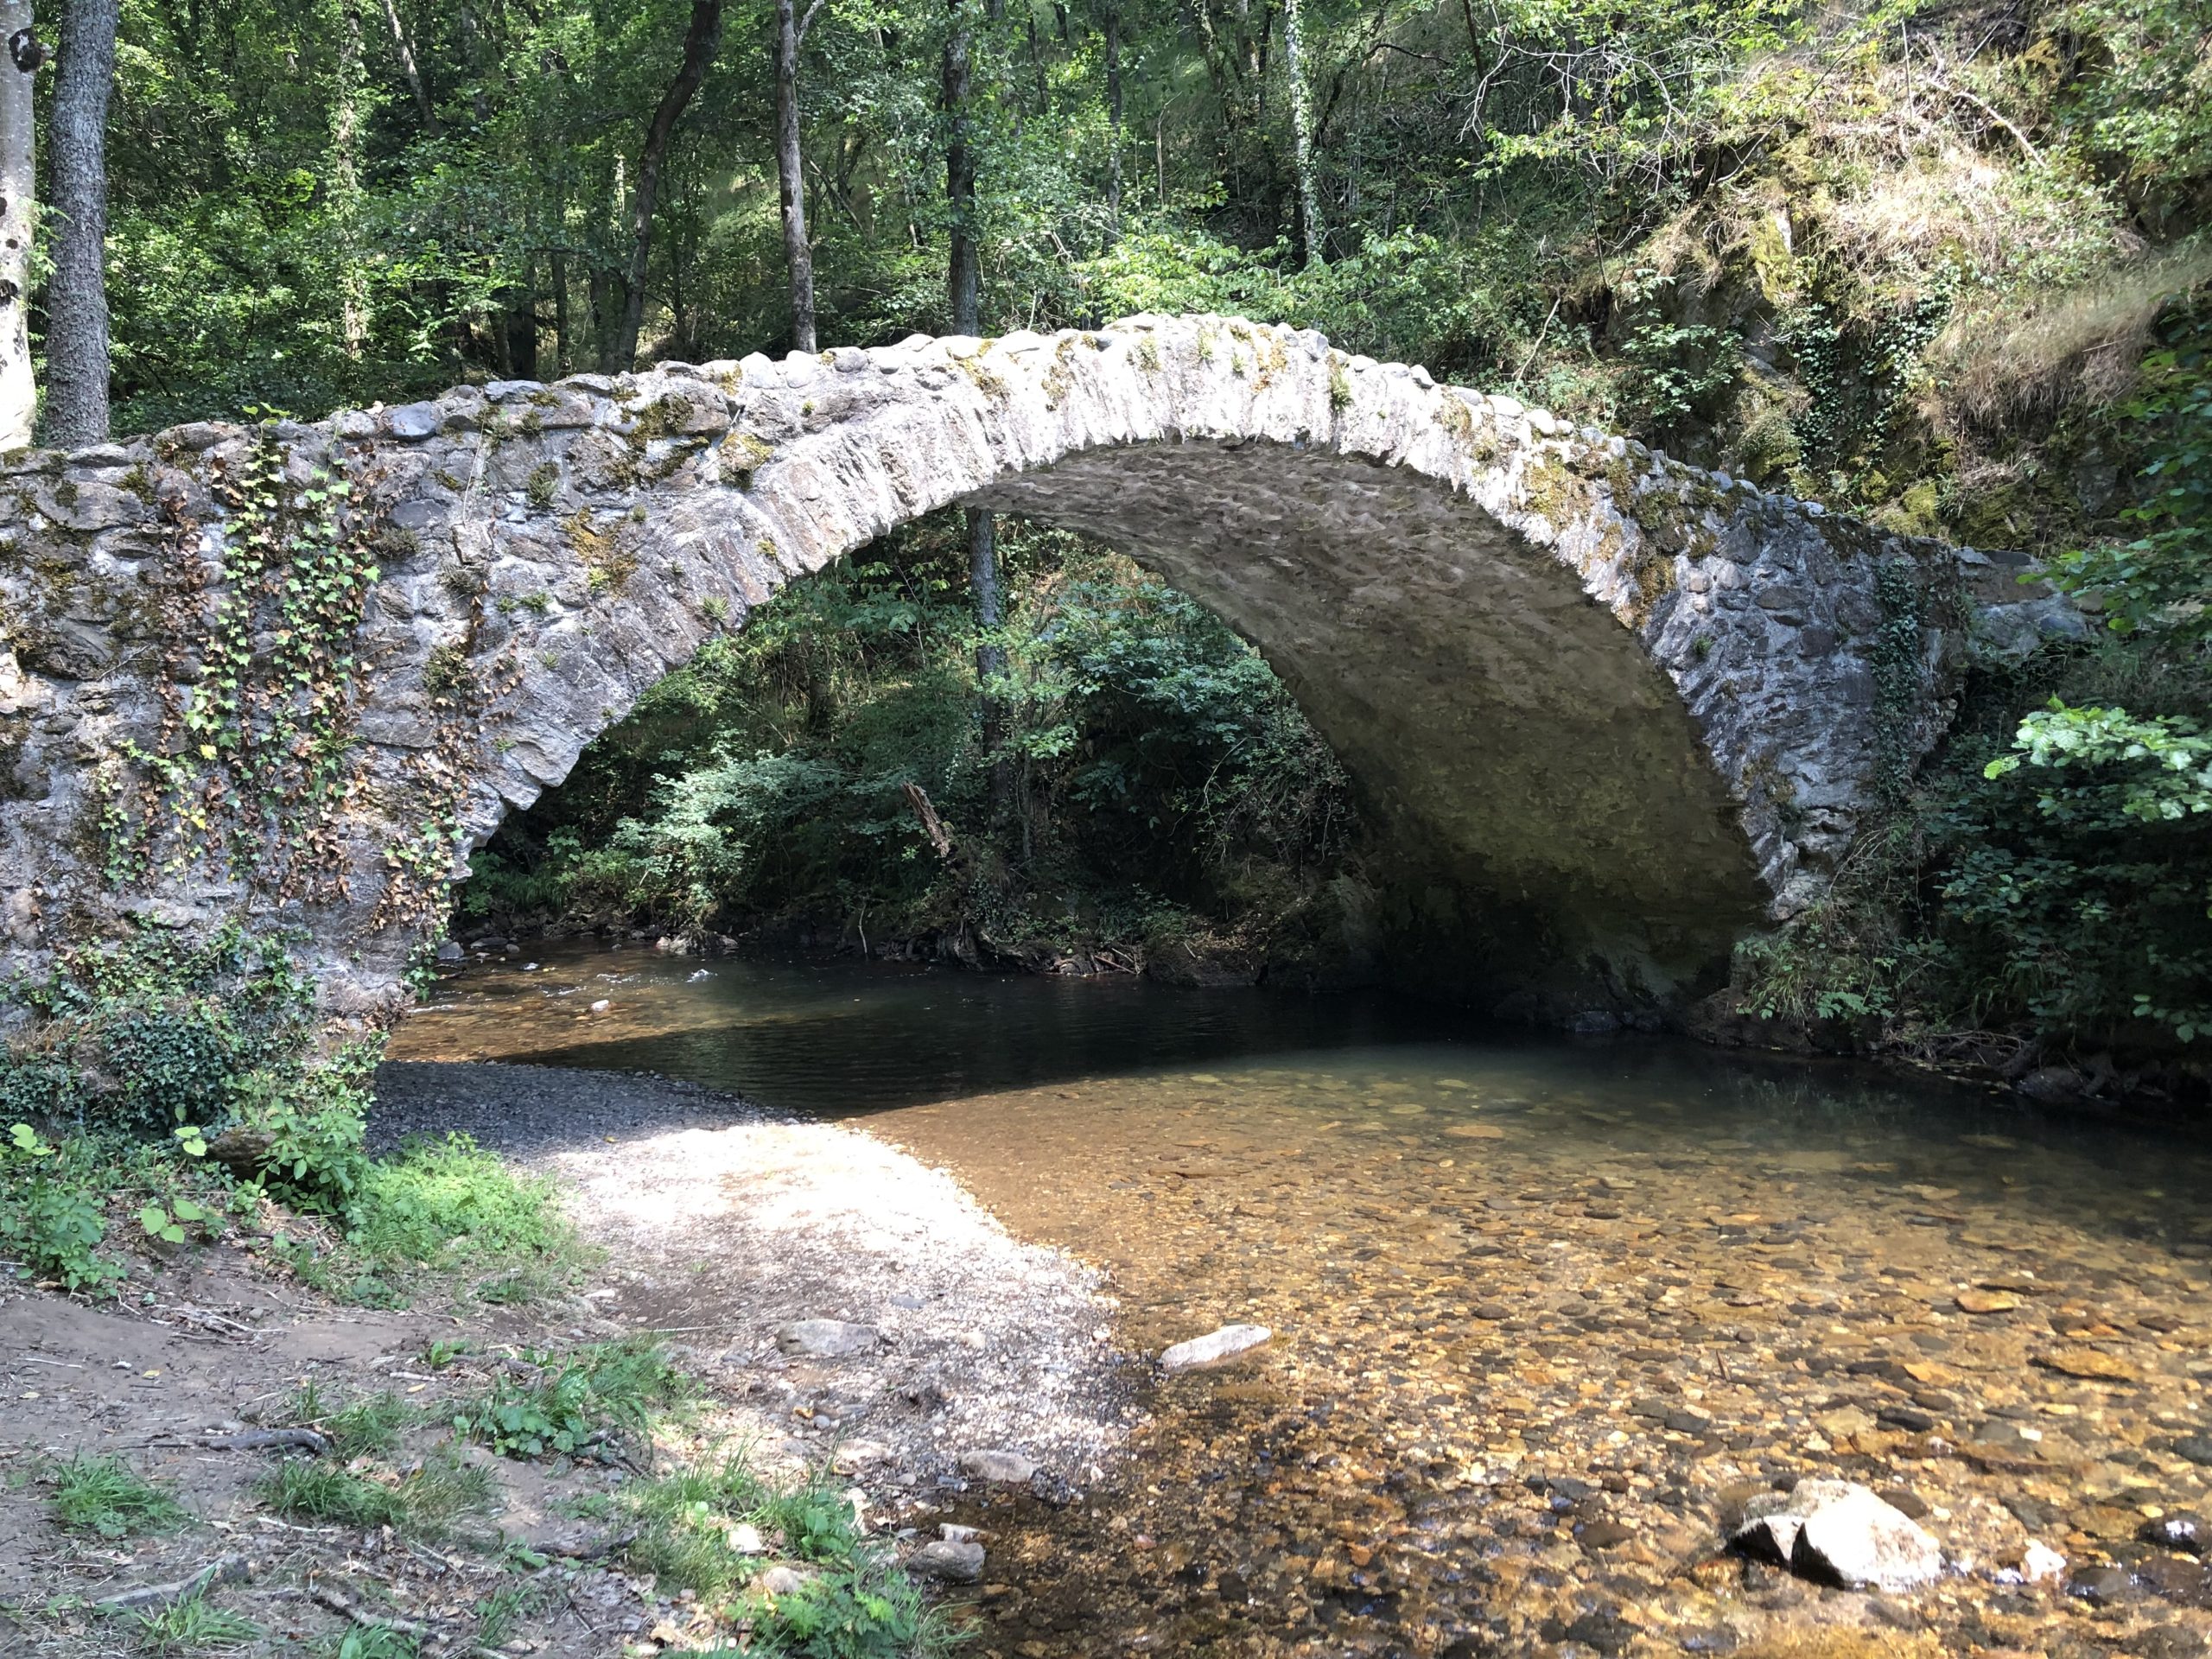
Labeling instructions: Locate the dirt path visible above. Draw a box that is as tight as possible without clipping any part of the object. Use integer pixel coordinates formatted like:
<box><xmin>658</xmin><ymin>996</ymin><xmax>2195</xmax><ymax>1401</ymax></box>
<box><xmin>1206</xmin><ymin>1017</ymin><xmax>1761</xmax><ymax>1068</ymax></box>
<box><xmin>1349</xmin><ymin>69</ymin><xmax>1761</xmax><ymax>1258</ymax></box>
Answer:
<box><xmin>1</xmin><ymin>1062</ymin><xmax>1132</xmax><ymax>1656</ymax></box>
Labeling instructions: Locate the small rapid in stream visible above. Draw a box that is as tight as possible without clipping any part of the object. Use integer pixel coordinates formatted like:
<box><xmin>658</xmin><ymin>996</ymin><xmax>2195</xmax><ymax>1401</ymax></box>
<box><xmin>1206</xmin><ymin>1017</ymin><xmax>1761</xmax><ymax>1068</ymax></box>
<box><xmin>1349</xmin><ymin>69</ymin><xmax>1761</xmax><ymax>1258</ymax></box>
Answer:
<box><xmin>394</xmin><ymin>947</ymin><xmax>2212</xmax><ymax>1658</ymax></box>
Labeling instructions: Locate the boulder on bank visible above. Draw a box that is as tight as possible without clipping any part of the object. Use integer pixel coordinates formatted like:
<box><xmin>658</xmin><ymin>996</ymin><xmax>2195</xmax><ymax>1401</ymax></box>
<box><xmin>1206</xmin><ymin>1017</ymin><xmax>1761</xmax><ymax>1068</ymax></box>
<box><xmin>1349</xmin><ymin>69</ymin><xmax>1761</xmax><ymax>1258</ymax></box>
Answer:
<box><xmin>1729</xmin><ymin>1478</ymin><xmax>1942</xmax><ymax>1592</ymax></box>
<box><xmin>957</xmin><ymin>1448</ymin><xmax>1037</xmax><ymax>1484</ymax></box>
<box><xmin>775</xmin><ymin>1319</ymin><xmax>880</xmax><ymax>1358</ymax></box>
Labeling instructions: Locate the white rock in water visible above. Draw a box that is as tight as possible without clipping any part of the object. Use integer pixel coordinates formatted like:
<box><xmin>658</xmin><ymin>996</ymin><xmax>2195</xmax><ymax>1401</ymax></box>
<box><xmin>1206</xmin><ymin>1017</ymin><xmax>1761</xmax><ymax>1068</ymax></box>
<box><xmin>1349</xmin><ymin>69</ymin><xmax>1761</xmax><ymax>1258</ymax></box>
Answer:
<box><xmin>2019</xmin><ymin>1540</ymin><xmax>2066</xmax><ymax>1584</ymax></box>
<box><xmin>589</xmin><ymin>998</ymin><xmax>611</xmax><ymax>1013</ymax></box>
<box><xmin>1730</xmin><ymin>1478</ymin><xmax>1942</xmax><ymax>1592</ymax></box>
<box><xmin>1160</xmin><ymin>1323</ymin><xmax>1272</xmax><ymax>1374</ymax></box>
<box><xmin>958</xmin><ymin>1448</ymin><xmax>1036</xmax><ymax>1484</ymax></box>
<box><xmin>774</xmin><ymin>1319</ymin><xmax>879</xmax><ymax>1358</ymax></box>
<box><xmin>911</xmin><ymin>1539</ymin><xmax>985</xmax><ymax>1583</ymax></box>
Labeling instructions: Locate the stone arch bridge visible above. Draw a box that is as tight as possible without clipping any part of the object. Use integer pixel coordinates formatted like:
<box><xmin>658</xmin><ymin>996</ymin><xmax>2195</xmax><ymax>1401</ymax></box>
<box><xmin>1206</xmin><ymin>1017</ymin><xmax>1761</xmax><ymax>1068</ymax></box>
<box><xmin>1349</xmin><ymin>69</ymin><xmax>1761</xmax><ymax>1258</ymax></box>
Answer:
<box><xmin>0</xmin><ymin>315</ymin><xmax>2071</xmax><ymax>1027</ymax></box>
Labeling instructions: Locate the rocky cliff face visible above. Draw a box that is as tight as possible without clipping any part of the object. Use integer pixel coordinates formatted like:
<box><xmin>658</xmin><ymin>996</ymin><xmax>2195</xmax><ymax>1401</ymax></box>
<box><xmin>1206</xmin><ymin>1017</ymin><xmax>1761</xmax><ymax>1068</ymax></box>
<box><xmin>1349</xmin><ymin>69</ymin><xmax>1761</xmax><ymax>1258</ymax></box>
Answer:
<box><xmin>0</xmin><ymin>315</ymin><xmax>2082</xmax><ymax>1027</ymax></box>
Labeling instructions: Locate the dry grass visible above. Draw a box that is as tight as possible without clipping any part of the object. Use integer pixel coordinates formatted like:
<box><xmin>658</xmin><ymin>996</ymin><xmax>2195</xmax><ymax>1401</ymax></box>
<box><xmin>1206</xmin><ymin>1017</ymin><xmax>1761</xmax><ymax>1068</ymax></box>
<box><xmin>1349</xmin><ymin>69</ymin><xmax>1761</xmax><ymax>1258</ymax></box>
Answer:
<box><xmin>1924</xmin><ymin>240</ymin><xmax>2212</xmax><ymax>431</ymax></box>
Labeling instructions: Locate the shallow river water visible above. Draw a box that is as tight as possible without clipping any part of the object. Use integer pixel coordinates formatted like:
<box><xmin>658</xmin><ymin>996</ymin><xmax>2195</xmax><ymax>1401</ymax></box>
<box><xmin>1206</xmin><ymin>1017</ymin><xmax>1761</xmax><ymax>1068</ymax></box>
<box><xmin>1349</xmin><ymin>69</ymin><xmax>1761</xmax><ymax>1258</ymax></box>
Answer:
<box><xmin>394</xmin><ymin>947</ymin><xmax>2212</xmax><ymax>1659</ymax></box>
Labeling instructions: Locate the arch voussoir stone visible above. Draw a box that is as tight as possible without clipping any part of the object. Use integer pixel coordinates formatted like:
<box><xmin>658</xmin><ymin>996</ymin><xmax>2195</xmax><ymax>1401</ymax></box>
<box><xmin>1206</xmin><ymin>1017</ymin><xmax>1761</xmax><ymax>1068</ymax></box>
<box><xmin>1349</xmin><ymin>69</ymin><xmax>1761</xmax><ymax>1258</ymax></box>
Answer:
<box><xmin>0</xmin><ymin>314</ymin><xmax>2080</xmax><ymax>1027</ymax></box>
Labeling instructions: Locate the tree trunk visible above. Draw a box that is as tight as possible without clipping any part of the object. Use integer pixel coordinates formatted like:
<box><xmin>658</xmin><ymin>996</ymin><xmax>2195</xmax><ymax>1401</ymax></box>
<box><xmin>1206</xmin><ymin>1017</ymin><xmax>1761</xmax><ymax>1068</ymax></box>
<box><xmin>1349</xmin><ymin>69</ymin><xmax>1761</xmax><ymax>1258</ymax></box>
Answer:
<box><xmin>378</xmin><ymin>0</ymin><xmax>438</xmax><ymax>137</ymax></box>
<box><xmin>1100</xmin><ymin>0</ymin><xmax>1122</xmax><ymax>238</ymax></box>
<box><xmin>332</xmin><ymin>0</ymin><xmax>369</xmax><ymax>359</ymax></box>
<box><xmin>1282</xmin><ymin>0</ymin><xmax>1322</xmax><ymax>265</ymax></box>
<box><xmin>944</xmin><ymin>0</ymin><xmax>1010</xmax><ymax>817</ymax></box>
<box><xmin>942</xmin><ymin>0</ymin><xmax>980</xmax><ymax>335</ymax></box>
<box><xmin>42</xmin><ymin>0</ymin><xmax>117</xmax><ymax>447</ymax></box>
<box><xmin>0</xmin><ymin>3</ymin><xmax>38</xmax><ymax>450</ymax></box>
<box><xmin>774</xmin><ymin>0</ymin><xmax>816</xmax><ymax>352</ymax></box>
<box><xmin>611</xmin><ymin>0</ymin><xmax>722</xmax><ymax>372</ymax></box>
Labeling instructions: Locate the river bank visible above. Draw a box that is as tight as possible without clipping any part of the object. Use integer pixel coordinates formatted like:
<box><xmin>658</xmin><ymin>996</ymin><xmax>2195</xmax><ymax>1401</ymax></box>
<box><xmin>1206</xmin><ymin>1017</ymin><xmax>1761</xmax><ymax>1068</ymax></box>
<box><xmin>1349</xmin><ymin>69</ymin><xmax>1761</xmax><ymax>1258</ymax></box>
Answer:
<box><xmin>0</xmin><ymin>1061</ymin><xmax>1129</xmax><ymax>1656</ymax></box>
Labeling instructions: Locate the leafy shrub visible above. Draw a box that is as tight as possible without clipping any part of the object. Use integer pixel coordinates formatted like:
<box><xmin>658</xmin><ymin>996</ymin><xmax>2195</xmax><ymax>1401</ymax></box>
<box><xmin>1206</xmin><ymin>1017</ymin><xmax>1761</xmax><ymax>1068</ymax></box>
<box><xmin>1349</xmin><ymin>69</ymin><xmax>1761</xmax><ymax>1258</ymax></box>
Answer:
<box><xmin>1</xmin><ymin>1123</ymin><xmax>125</xmax><ymax>1291</ymax></box>
<box><xmin>455</xmin><ymin>1340</ymin><xmax>687</xmax><ymax>1459</ymax></box>
<box><xmin>731</xmin><ymin>1560</ymin><xmax>947</xmax><ymax>1659</ymax></box>
<box><xmin>0</xmin><ymin>922</ymin><xmax>318</xmax><ymax>1135</ymax></box>
<box><xmin>1933</xmin><ymin>699</ymin><xmax>2211</xmax><ymax>1042</ymax></box>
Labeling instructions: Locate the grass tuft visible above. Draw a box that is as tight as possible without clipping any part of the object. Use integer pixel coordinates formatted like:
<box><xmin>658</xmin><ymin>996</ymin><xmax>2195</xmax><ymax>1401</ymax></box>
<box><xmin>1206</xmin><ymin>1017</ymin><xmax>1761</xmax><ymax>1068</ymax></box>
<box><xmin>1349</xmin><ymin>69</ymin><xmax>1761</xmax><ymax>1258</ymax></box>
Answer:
<box><xmin>48</xmin><ymin>1452</ymin><xmax>190</xmax><ymax>1539</ymax></box>
<box><xmin>257</xmin><ymin>1448</ymin><xmax>492</xmax><ymax>1542</ymax></box>
<box><xmin>280</xmin><ymin>1381</ymin><xmax>415</xmax><ymax>1459</ymax></box>
<box><xmin>129</xmin><ymin>1592</ymin><xmax>259</xmax><ymax>1653</ymax></box>
<box><xmin>346</xmin><ymin>1133</ymin><xmax>578</xmax><ymax>1274</ymax></box>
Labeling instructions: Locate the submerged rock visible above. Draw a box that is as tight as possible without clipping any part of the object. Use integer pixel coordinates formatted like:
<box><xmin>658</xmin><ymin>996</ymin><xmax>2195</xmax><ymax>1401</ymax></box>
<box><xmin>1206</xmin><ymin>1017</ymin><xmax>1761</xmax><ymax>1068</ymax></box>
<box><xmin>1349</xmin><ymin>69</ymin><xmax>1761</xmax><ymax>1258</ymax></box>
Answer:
<box><xmin>1730</xmin><ymin>1478</ymin><xmax>1942</xmax><ymax>1592</ymax></box>
<box><xmin>2142</xmin><ymin>1514</ymin><xmax>2207</xmax><ymax>1554</ymax></box>
<box><xmin>1160</xmin><ymin>1323</ymin><xmax>1272</xmax><ymax>1374</ymax></box>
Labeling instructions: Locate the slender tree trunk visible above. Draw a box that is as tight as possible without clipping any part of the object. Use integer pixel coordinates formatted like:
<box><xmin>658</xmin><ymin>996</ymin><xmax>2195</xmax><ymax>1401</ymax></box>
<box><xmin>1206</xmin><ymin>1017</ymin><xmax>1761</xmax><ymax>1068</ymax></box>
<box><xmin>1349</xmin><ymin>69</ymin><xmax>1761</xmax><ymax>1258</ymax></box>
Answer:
<box><xmin>0</xmin><ymin>4</ymin><xmax>39</xmax><ymax>450</ymax></box>
<box><xmin>1282</xmin><ymin>0</ymin><xmax>1322</xmax><ymax>265</ymax></box>
<box><xmin>378</xmin><ymin>0</ymin><xmax>438</xmax><ymax>137</ymax></box>
<box><xmin>550</xmin><ymin>243</ymin><xmax>570</xmax><ymax>373</ymax></box>
<box><xmin>42</xmin><ymin>0</ymin><xmax>117</xmax><ymax>447</ymax></box>
<box><xmin>943</xmin><ymin>0</ymin><xmax>980</xmax><ymax>336</ymax></box>
<box><xmin>944</xmin><ymin>0</ymin><xmax>1009</xmax><ymax>817</ymax></box>
<box><xmin>774</xmin><ymin>0</ymin><xmax>817</xmax><ymax>352</ymax></box>
<box><xmin>611</xmin><ymin>0</ymin><xmax>723</xmax><ymax>372</ymax></box>
<box><xmin>332</xmin><ymin>0</ymin><xmax>369</xmax><ymax>359</ymax></box>
<box><xmin>1100</xmin><ymin>0</ymin><xmax>1122</xmax><ymax>237</ymax></box>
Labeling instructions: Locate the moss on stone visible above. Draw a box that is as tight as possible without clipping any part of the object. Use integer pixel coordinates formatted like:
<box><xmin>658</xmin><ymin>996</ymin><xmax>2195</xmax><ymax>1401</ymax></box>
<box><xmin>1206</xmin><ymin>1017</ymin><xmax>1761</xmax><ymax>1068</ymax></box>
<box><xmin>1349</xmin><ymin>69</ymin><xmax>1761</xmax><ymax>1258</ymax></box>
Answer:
<box><xmin>1434</xmin><ymin>395</ymin><xmax>1502</xmax><ymax>465</ymax></box>
<box><xmin>1042</xmin><ymin>337</ymin><xmax>1080</xmax><ymax>409</ymax></box>
<box><xmin>721</xmin><ymin>430</ymin><xmax>774</xmax><ymax>488</ymax></box>
<box><xmin>565</xmin><ymin>507</ymin><xmax>638</xmax><ymax>594</ymax></box>
<box><xmin>525</xmin><ymin>464</ymin><xmax>559</xmax><ymax>512</ymax></box>
<box><xmin>1521</xmin><ymin>454</ymin><xmax>1594</xmax><ymax>527</ymax></box>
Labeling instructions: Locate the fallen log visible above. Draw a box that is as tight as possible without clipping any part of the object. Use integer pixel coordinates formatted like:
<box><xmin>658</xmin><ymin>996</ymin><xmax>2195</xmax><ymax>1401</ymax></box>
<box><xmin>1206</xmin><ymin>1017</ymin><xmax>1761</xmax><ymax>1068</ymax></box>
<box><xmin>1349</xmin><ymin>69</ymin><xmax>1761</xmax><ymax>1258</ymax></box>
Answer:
<box><xmin>96</xmin><ymin>1553</ymin><xmax>247</xmax><ymax>1614</ymax></box>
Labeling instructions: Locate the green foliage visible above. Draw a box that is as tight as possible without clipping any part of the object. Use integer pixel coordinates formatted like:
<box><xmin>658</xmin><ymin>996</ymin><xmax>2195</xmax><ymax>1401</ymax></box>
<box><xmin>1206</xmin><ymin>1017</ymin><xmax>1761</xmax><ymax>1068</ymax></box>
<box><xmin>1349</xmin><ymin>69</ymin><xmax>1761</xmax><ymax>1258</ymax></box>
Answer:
<box><xmin>454</xmin><ymin>1340</ymin><xmax>687</xmax><ymax>1460</ymax></box>
<box><xmin>48</xmin><ymin>1453</ymin><xmax>190</xmax><ymax>1539</ymax></box>
<box><xmin>346</xmin><ymin>1134</ymin><xmax>573</xmax><ymax>1271</ymax></box>
<box><xmin>330</xmin><ymin>1630</ymin><xmax>421</xmax><ymax>1659</ymax></box>
<box><xmin>0</xmin><ymin>921</ymin><xmax>319</xmax><ymax>1136</ymax></box>
<box><xmin>0</xmin><ymin>1122</ymin><xmax>123</xmax><ymax>1290</ymax></box>
<box><xmin>2050</xmin><ymin>314</ymin><xmax>2212</xmax><ymax>645</ymax></box>
<box><xmin>1937</xmin><ymin>699</ymin><xmax>2211</xmax><ymax>1043</ymax></box>
<box><xmin>465</xmin><ymin>520</ymin><xmax>1356</xmax><ymax>966</ymax></box>
<box><xmin>731</xmin><ymin>1560</ymin><xmax>951</xmax><ymax>1659</ymax></box>
<box><xmin>623</xmin><ymin>1457</ymin><xmax>957</xmax><ymax>1657</ymax></box>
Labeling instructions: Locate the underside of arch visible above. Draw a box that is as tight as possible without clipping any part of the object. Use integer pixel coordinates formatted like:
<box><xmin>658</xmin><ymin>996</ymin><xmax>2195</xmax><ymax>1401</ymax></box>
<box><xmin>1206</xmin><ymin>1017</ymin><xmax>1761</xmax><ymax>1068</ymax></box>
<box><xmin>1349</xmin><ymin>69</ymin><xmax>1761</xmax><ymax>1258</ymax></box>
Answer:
<box><xmin>972</xmin><ymin>441</ymin><xmax>1767</xmax><ymax>1016</ymax></box>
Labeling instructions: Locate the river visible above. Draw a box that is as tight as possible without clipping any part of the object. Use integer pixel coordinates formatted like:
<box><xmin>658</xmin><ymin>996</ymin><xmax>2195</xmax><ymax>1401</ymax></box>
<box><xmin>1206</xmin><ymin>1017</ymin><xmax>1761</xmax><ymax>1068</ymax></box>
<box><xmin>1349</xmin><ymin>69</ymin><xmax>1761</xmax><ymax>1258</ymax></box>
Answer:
<box><xmin>393</xmin><ymin>945</ymin><xmax>2212</xmax><ymax>1657</ymax></box>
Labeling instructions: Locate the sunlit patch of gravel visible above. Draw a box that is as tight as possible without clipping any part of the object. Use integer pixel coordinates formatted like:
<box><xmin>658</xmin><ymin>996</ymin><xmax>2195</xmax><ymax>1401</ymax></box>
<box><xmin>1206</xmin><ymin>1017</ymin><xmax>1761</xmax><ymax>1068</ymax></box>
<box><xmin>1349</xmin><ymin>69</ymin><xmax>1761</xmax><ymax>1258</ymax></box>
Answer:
<box><xmin>372</xmin><ymin>1061</ymin><xmax>1134</xmax><ymax>1500</ymax></box>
